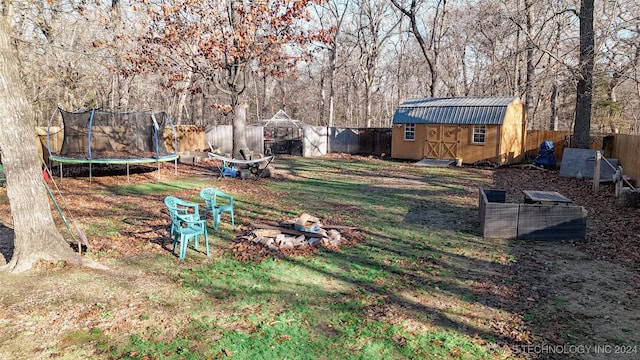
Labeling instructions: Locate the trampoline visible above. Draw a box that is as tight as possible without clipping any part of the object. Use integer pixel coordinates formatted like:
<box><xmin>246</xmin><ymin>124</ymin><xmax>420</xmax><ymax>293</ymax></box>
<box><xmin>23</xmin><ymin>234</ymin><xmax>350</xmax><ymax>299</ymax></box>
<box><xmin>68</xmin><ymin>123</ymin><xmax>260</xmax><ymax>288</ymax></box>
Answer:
<box><xmin>47</xmin><ymin>108</ymin><xmax>179</xmax><ymax>181</ymax></box>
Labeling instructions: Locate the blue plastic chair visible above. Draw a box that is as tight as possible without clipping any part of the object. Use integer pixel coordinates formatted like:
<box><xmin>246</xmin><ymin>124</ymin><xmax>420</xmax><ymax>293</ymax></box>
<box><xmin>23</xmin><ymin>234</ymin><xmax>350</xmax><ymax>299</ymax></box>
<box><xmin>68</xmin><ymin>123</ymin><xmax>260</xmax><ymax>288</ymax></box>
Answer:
<box><xmin>163</xmin><ymin>196</ymin><xmax>209</xmax><ymax>259</ymax></box>
<box><xmin>199</xmin><ymin>188</ymin><xmax>235</xmax><ymax>229</ymax></box>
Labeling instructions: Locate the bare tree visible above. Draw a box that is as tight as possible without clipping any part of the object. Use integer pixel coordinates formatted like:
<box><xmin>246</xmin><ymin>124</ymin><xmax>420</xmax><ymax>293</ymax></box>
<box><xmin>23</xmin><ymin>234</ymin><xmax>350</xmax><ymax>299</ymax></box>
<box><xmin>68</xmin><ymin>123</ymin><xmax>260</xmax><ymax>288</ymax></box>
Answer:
<box><xmin>352</xmin><ymin>0</ymin><xmax>400</xmax><ymax>127</ymax></box>
<box><xmin>573</xmin><ymin>0</ymin><xmax>595</xmax><ymax>149</ymax></box>
<box><xmin>592</xmin><ymin>1</ymin><xmax>640</xmax><ymax>133</ymax></box>
<box><xmin>0</xmin><ymin>5</ymin><xmax>104</xmax><ymax>273</ymax></box>
<box><xmin>313</xmin><ymin>0</ymin><xmax>350</xmax><ymax>127</ymax></box>
<box><xmin>390</xmin><ymin>0</ymin><xmax>449</xmax><ymax>97</ymax></box>
<box><xmin>130</xmin><ymin>0</ymin><xmax>332</xmax><ymax>157</ymax></box>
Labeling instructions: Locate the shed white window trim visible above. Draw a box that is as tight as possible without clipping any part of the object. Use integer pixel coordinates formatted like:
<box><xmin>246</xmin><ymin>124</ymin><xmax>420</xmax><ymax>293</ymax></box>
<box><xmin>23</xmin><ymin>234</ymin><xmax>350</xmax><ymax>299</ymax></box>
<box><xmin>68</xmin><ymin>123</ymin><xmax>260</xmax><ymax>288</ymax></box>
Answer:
<box><xmin>472</xmin><ymin>125</ymin><xmax>486</xmax><ymax>144</ymax></box>
<box><xmin>404</xmin><ymin>123</ymin><xmax>415</xmax><ymax>141</ymax></box>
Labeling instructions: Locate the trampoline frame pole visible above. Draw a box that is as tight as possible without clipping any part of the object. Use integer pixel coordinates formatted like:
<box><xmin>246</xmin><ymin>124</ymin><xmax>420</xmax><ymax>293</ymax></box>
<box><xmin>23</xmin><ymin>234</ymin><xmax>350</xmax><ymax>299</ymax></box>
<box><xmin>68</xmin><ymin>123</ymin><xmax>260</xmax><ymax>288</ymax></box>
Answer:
<box><xmin>88</xmin><ymin>109</ymin><xmax>96</xmax><ymax>183</ymax></box>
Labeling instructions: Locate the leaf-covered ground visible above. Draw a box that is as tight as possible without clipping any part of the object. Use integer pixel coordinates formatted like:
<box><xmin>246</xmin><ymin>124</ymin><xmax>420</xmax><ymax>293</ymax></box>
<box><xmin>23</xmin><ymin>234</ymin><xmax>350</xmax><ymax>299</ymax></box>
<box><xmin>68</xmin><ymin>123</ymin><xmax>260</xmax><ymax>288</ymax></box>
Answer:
<box><xmin>487</xmin><ymin>166</ymin><xmax>640</xmax><ymax>359</ymax></box>
<box><xmin>0</xmin><ymin>156</ymin><xmax>638</xmax><ymax>359</ymax></box>
<box><xmin>491</xmin><ymin>166</ymin><xmax>640</xmax><ymax>267</ymax></box>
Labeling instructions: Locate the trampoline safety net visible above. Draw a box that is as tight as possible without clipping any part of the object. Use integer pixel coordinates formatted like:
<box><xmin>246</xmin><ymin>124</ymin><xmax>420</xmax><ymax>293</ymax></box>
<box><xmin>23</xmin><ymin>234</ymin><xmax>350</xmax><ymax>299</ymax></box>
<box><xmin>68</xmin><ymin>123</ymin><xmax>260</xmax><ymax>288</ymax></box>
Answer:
<box><xmin>55</xmin><ymin>109</ymin><xmax>175</xmax><ymax>160</ymax></box>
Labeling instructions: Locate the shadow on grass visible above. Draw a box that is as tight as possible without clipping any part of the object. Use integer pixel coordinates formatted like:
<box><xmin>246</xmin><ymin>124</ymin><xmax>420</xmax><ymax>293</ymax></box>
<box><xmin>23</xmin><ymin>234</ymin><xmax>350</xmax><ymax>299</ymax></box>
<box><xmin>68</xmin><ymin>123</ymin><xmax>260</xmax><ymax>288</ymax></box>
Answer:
<box><xmin>50</xmin><ymin>162</ymin><xmax>159</xmax><ymax>179</ymax></box>
<box><xmin>176</xmin><ymin>160</ymin><xmax>531</xmax><ymax>353</ymax></box>
<box><xmin>74</xmin><ymin>156</ymin><xmax>534</xmax><ymax>357</ymax></box>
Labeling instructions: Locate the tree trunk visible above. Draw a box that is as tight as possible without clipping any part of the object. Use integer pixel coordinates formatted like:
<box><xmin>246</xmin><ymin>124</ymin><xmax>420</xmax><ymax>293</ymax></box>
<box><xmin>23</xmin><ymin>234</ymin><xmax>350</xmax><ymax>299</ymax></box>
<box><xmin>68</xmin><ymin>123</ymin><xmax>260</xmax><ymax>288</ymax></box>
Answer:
<box><xmin>0</xmin><ymin>15</ymin><xmax>102</xmax><ymax>273</ymax></box>
<box><xmin>573</xmin><ymin>0</ymin><xmax>595</xmax><ymax>149</ymax></box>
<box><xmin>232</xmin><ymin>102</ymin><xmax>249</xmax><ymax>158</ymax></box>
<box><xmin>550</xmin><ymin>82</ymin><xmax>558</xmax><ymax>130</ymax></box>
<box><xmin>524</xmin><ymin>0</ymin><xmax>536</xmax><ymax>129</ymax></box>
<box><xmin>328</xmin><ymin>49</ymin><xmax>337</xmax><ymax>128</ymax></box>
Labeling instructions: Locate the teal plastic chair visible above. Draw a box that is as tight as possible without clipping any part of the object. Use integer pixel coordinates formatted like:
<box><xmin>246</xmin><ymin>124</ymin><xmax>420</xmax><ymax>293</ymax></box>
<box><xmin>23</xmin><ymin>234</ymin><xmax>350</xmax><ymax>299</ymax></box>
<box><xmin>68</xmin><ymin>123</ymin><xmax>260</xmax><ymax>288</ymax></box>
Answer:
<box><xmin>199</xmin><ymin>188</ymin><xmax>235</xmax><ymax>229</ymax></box>
<box><xmin>164</xmin><ymin>196</ymin><xmax>200</xmax><ymax>239</ymax></box>
<box><xmin>163</xmin><ymin>196</ymin><xmax>209</xmax><ymax>259</ymax></box>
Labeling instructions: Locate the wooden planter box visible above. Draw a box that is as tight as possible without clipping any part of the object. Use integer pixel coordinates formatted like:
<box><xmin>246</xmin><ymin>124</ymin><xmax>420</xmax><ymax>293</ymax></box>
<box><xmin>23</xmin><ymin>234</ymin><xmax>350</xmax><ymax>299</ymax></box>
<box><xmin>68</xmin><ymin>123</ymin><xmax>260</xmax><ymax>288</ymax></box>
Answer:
<box><xmin>479</xmin><ymin>187</ymin><xmax>588</xmax><ymax>240</ymax></box>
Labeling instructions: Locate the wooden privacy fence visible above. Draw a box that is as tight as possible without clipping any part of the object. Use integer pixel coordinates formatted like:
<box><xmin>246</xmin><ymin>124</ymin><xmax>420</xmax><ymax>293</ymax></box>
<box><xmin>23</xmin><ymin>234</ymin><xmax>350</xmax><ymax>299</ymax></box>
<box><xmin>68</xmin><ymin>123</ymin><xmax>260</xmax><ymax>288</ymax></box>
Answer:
<box><xmin>167</xmin><ymin>125</ymin><xmax>206</xmax><ymax>152</ymax></box>
<box><xmin>525</xmin><ymin>130</ymin><xmax>640</xmax><ymax>183</ymax></box>
<box><xmin>32</xmin><ymin>126</ymin><xmax>640</xmax><ymax>183</ymax></box>
<box><xmin>525</xmin><ymin>130</ymin><xmax>571</xmax><ymax>161</ymax></box>
<box><xmin>611</xmin><ymin>134</ymin><xmax>640</xmax><ymax>184</ymax></box>
<box><xmin>524</xmin><ymin>130</ymin><xmax>608</xmax><ymax>162</ymax></box>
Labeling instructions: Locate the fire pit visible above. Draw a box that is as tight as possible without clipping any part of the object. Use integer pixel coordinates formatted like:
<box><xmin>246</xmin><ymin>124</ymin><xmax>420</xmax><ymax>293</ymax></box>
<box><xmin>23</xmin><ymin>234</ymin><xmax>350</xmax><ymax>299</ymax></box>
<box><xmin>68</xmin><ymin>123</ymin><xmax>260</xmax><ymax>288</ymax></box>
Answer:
<box><xmin>231</xmin><ymin>213</ymin><xmax>362</xmax><ymax>262</ymax></box>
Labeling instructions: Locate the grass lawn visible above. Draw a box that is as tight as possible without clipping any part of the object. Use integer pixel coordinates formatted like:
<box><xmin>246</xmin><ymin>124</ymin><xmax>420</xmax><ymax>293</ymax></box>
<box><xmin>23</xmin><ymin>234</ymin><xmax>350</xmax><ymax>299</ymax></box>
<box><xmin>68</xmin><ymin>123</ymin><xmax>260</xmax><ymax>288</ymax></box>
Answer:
<box><xmin>0</xmin><ymin>155</ymin><xmax>638</xmax><ymax>359</ymax></box>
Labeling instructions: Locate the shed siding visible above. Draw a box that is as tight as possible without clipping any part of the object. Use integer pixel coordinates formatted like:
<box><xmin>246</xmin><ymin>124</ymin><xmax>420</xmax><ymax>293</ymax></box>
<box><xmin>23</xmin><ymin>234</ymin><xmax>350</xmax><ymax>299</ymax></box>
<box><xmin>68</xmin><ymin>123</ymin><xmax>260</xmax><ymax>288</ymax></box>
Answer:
<box><xmin>498</xmin><ymin>101</ymin><xmax>526</xmax><ymax>163</ymax></box>
<box><xmin>391</xmin><ymin>124</ymin><xmax>426</xmax><ymax>159</ymax></box>
<box><xmin>456</xmin><ymin>125</ymin><xmax>501</xmax><ymax>163</ymax></box>
<box><xmin>392</xmin><ymin>124</ymin><xmax>503</xmax><ymax>162</ymax></box>
<box><xmin>391</xmin><ymin>97</ymin><xmax>526</xmax><ymax>164</ymax></box>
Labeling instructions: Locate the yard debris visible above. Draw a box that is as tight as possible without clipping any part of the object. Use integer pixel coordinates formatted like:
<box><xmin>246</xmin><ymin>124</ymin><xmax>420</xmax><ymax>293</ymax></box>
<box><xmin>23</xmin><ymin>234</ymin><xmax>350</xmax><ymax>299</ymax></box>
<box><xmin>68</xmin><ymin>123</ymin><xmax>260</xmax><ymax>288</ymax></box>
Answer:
<box><xmin>471</xmin><ymin>160</ymin><xmax>500</xmax><ymax>168</ymax></box>
<box><xmin>231</xmin><ymin>213</ymin><xmax>362</xmax><ymax>262</ymax></box>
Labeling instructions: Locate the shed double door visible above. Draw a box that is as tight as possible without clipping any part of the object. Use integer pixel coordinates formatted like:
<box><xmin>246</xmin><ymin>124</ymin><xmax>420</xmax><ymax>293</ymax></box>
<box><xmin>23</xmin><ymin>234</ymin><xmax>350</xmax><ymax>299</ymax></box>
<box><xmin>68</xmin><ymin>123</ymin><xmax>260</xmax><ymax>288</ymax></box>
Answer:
<box><xmin>424</xmin><ymin>125</ymin><xmax>460</xmax><ymax>159</ymax></box>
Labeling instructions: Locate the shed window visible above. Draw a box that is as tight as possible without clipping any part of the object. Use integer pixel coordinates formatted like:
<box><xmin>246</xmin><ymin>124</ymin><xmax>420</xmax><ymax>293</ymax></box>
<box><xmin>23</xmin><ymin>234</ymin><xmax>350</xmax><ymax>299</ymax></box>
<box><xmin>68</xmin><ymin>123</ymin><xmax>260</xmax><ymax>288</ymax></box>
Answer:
<box><xmin>472</xmin><ymin>125</ymin><xmax>486</xmax><ymax>144</ymax></box>
<box><xmin>404</xmin><ymin>123</ymin><xmax>415</xmax><ymax>141</ymax></box>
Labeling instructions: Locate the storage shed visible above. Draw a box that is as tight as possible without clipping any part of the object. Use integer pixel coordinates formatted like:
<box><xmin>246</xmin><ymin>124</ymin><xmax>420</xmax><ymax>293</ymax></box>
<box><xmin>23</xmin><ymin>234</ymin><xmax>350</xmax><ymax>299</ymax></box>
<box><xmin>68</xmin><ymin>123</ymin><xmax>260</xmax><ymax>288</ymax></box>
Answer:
<box><xmin>391</xmin><ymin>97</ymin><xmax>526</xmax><ymax>165</ymax></box>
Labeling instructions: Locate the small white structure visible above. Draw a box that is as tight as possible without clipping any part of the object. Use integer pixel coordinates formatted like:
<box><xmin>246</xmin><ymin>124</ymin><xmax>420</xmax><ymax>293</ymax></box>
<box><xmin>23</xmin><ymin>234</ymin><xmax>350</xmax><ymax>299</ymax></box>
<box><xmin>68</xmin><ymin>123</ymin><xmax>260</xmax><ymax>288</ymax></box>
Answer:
<box><xmin>253</xmin><ymin>110</ymin><xmax>305</xmax><ymax>156</ymax></box>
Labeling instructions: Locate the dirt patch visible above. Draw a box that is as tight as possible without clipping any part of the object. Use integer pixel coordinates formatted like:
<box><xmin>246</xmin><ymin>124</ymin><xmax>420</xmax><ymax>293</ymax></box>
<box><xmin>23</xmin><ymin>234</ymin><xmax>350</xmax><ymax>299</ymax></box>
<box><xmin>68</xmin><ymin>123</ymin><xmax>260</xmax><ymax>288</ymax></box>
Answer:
<box><xmin>505</xmin><ymin>241</ymin><xmax>639</xmax><ymax>359</ymax></box>
<box><xmin>484</xmin><ymin>166</ymin><xmax>640</xmax><ymax>359</ymax></box>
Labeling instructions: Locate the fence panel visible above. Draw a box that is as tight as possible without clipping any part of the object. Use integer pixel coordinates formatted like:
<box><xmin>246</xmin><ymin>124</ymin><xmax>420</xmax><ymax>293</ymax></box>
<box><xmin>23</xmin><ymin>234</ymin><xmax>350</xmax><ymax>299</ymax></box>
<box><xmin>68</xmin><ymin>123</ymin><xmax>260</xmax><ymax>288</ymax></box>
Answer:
<box><xmin>246</xmin><ymin>126</ymin><xmax>265</xmax><ymax>155</ymax></box>
<box><xmin>525</xmin><ymin>130</ymin><xmax>570</xmax><ymax>161</ymax></box>
<box><xmin>172</xmin><ymin>125</ymin><xmax>205</xmax><ymax>152</ymax></box>
<box><xmin>612</xmin><ymin>134</ymin><xmax>640</xmax><ymax>184</ymax></box>
<box><xmin>205</xmin><ymin>125</ymin><xmax>232</xmax><ymax>154</ymax></box>
<box><xmin>328</xmin><ymin>128</ymin><xmax>359</xmax><ymax>154</ymax></box>
<box><xmin>303</xmin><ymin>125</ymin><xmax>328</xmax><ymax>157</ymax></box>
<box><xmin>359</xmin><ymin>128</ymin><xmax>391</xmax><ymax>156</ymax></box>
<box><xmin>203</xmin><ymin>125</ymin><xmax>264</xmax><ymax>155</ymax></box>
<box><xmin>36</xmin><ymin>127</ymin><xmax>64</xmax><ymax>164</ymax></box>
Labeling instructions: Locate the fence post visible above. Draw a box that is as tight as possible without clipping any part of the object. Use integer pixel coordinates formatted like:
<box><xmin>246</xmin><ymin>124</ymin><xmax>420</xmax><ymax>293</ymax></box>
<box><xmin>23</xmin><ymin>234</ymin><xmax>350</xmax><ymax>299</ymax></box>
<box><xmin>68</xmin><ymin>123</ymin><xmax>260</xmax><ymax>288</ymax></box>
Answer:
<box><xmin>593</xmin><ymin>151</ymin><xmax>601</xmax><ymax>193</ymax></box>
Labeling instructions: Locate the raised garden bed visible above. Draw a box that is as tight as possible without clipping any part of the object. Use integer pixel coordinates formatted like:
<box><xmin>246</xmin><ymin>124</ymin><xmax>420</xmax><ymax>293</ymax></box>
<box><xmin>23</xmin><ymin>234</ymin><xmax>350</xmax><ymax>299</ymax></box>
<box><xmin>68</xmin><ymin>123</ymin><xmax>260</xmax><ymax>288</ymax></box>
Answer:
<box><xmin>479</xmin><ymin>187</ymin><xmax>588</xmax><ymax>240</ymax></box>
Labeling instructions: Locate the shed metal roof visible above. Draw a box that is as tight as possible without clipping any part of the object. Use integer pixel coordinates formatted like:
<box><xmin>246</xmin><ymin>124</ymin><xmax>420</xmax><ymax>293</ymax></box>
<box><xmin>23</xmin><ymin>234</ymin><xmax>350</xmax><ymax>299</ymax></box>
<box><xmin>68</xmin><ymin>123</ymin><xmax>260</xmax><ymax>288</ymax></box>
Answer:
<box><xmin>392</xmin><ymin>96</ymin><xmax>518</xmax><ymax>125</ymax></box>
